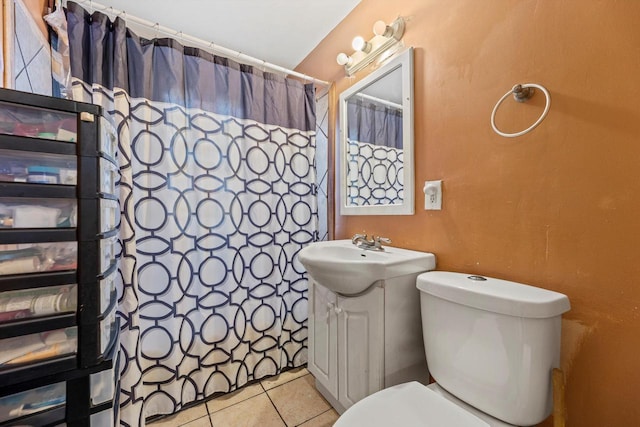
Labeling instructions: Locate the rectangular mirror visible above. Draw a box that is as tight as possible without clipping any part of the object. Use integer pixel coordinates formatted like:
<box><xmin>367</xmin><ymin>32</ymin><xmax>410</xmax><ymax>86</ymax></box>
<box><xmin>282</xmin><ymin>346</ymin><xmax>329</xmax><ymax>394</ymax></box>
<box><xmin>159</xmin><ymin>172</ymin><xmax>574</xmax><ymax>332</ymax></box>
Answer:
<box><xmin>339</xmin><ymin>47</ymin><xmax>414</xmax><ymax>215</ymax></box>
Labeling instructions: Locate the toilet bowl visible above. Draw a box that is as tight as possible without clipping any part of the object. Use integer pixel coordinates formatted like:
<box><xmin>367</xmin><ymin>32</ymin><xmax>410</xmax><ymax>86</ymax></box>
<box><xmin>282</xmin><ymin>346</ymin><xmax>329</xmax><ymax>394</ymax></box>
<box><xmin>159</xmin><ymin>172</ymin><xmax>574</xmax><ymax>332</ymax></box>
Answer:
<box><xmin>334</xmin><ymin>381</ymin><xmax>513</xmax><ymax>427</ymax></box>
<box><xmin>333</xmin><ymin>271</ymin><xmax>570</xmax><ymax>427</ymax></box>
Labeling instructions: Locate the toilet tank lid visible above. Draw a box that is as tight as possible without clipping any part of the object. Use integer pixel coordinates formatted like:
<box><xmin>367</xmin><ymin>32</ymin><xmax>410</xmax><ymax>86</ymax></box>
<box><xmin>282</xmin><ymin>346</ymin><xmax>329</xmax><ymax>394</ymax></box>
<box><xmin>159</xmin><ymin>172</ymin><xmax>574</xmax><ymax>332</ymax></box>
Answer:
<box><xmin>416</xmin><ymin>271</ymin><xmax>570</xmax><ymax>318</ymax></box>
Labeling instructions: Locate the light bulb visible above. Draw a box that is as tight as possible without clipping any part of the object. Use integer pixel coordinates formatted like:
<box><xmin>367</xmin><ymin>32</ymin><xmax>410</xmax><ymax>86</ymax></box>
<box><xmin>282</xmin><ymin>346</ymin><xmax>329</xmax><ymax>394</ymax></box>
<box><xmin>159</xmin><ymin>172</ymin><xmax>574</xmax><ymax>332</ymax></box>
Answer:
<box><xmin>336</xmin><ymin>53</ymin><xmax>352</xmax><ymax>66</ymax></box>
<box><xmin>373</xmin><ymin>20</ymin><xmax>391</xmax><ymax>37</ymax></box>
<box><xmin>351</xmin><ymin>36</ymin><xmax>371</xmax><ymax>53</ymax></box>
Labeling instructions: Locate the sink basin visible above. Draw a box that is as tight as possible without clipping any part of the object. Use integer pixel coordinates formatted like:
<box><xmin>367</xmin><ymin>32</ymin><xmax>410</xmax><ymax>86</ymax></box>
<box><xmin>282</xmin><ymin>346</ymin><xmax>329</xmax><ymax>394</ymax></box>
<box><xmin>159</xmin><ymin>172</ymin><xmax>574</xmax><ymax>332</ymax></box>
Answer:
<box><xmin>298</xmin><ymin>240</ymin><xmax>436</xmax><ymax>295</ymax></box>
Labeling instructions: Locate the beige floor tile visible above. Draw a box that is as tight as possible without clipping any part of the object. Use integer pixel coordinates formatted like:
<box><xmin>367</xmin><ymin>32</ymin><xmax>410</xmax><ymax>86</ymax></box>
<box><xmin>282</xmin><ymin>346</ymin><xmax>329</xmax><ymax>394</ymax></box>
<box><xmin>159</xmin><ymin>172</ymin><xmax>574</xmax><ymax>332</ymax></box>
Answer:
<box><xmin>267</xmin><ymin>374</ymin><xmax>331</xmax><ymax>427</ymax></box>
<box><xmin>206</xmin><ymin>382</ymin><xmax>265</xmax><ymax>414</ymax></box>
<box><xmin>298</xmin><ymin>409</ymin><xmax>339</xmax><ymax>427</ymax></box>
<box><xmin>181</xmin><ymin>415</ymin><xmax>213</xmax><ymax>427</ymax></box>
<box><xmin>148</xmin><ymin>403</ymin><xmax>208</xmax><ymax>426</ymax></box>
<box><xmin>209</xmin><ymin>393</ymin><xmax>285</xmax><ymax>427</ymax></box>
<box><xmin>261</xmin><ymin>367</ymin><xmax>310</xmax><ymax>390</ymax></box>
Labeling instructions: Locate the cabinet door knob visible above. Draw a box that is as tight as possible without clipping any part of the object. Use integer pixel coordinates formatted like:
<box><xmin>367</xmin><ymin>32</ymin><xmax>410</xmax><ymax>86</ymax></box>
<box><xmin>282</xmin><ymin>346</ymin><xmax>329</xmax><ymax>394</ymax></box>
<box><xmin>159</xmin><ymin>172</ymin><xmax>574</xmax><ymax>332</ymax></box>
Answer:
<box><xmin>334</xmin><ymin>307</ymin><xmax>343</xmax><ymax>314</ymax></box>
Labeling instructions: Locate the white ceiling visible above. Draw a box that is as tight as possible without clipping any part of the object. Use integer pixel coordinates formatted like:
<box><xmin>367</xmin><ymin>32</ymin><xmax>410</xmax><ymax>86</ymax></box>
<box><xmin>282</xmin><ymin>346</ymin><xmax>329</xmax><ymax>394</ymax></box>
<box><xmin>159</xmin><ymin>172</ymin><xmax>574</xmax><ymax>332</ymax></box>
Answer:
<box><xmin>89</xmin><ymin>0</ymin><xmax>361</xmax><ymax>70</ymax></box>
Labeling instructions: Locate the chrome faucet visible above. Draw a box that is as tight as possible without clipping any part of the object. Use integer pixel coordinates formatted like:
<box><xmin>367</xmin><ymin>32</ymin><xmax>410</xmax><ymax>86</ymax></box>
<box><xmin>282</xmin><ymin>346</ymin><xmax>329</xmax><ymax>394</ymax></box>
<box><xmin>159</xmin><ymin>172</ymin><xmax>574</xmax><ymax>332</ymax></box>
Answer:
<box><xmin>351</xmin><ymin>233</ymin><xmax>391</xmax><ymax>251</ymax></box>
<box><xmin>351</xmin><ymin>233</ymin><xmax>368</xmax><ymax>246</ymax></box>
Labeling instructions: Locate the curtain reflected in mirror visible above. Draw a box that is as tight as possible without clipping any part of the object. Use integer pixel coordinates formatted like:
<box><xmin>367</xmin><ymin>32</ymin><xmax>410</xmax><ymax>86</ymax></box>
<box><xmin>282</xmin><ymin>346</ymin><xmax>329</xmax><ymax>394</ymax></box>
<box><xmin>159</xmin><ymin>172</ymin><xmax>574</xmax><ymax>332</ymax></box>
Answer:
<box><xmin>346</xmin><ymin>97</ymin><xmax>404</xmax><ymax>206</ymax></box>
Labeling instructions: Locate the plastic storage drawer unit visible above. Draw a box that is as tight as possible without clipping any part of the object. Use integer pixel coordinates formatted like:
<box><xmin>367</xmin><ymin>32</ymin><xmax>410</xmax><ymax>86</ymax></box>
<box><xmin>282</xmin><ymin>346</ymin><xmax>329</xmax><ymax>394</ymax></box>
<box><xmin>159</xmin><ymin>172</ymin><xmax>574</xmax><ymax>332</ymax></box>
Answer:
<box><xmin>0</xmin><ymin>381</ymin><xmax>65</xmax><ymax>423</ymax></box>
<box><xmin>0</xmin><ymin>242</ymin><xmax>77</xmax><ymax>276</ymax></box>
<box><xmin>0</xmin><ymin>198</ymin><xmax>77</xmax><ymax>228</ymax></box>
<box><xmin>0</xmin><ymin>284</ymin><xmax>77</xmax><ymax>324</ymax></box>
<box><xmin>0</xmin><ymin>327</ymin><xmax>77</xmax><ymax>369</ymax></box>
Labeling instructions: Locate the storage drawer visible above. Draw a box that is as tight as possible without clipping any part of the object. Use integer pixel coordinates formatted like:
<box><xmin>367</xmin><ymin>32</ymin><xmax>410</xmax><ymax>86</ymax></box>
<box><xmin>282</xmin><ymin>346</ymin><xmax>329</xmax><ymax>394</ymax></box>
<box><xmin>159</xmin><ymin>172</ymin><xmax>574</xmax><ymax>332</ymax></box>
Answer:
<box><xmin>90</xmin><ymin>407</ymin><xmax>113</xmax><ymax>427</ymax></box>
<box><xmin>0</xmin><ymin>242</ymin><xmax>77</xmax><ymax>276</ymax></box>
<box><xmin>0</xmin><ymin>149</ymin><xmax>76</xmax><ymax>185</ymax></box>
<box><xmin>100</xmin><ymin>198</ymin><xmax>119</xmax><ymax>234</ymax></box>
<box><xmin>0</xmin><ymin>285</ymin><xmax>77</xmax><ymax>324</ymax></box>
<box><xmin>0</xmin><ymin>198</ymin><xmax>76</xmax><ymax>229</ymax></box>
<box><xmin>99</xmin><ymin>272</ymin><xmax>116</xmax><ymax>317</ymax></box>
<box><xmin>90</xmin><ymin>359</ymin><xmax>117</xmax><ymax>406</ymax></box>
<box><xmin>99</xmin><ymin>237</ymin><xmax>118</xmax><ymax>275</ymax></box>
<box><xmin>99</xmin><ymin>158</ymin><xmax>118</xmax><ymax>197</ymax></box>
<box><xmin>0</xmin><ymin>101</ymin><xmax>77</xmax><ymax>143</ymax></box>
<box><xmin>0</xmin><ymin>327</ymin><xmax>77</xmax><ymax>369</ymax></box>
<box><xmin>99</xmin><ymin>307</ymin><xmax>117</xmax><ymax>356</ymax></box>
<box><xmin>100</xmin><ymin>117</ymin><xmax>117</xmax><ymax>161</ymax></box>
<box><xmin>0</xmin><ymin>381</ymin><xmax>65</xmax><ymax>423</ymax></box>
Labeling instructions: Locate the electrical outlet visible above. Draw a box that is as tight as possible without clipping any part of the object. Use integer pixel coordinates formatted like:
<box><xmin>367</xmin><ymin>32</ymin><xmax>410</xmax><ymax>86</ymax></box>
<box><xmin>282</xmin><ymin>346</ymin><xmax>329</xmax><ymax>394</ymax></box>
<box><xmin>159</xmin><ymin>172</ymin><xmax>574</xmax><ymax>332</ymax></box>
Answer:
<box><xmin>423</xmin><ymin>180</ymin><xmax>442</xmax><ymax>210</ymax></box>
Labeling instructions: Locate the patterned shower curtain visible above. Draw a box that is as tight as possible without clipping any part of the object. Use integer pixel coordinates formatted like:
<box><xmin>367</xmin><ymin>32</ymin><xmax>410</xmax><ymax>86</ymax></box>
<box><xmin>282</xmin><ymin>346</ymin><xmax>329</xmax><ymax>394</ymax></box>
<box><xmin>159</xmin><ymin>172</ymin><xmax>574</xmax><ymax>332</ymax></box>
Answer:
<box><xmin>66</xmin><ymin>3</ymin><xmax>317</xmax><ymax>425</ymax></box>
<box><xmin>346</xmin><ymin>100</ymin><xmax>404</xmax><ymax>206</ymax></box>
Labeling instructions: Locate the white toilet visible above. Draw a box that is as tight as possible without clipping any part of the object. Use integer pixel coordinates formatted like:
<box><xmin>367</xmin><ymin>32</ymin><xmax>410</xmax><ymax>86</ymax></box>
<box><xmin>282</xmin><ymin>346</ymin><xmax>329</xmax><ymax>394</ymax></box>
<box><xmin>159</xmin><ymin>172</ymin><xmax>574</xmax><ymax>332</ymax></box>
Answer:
<box><xmin>334</xmin><ymin>271</ymin><xmax>571</xmax><ymax>427</ymax></box>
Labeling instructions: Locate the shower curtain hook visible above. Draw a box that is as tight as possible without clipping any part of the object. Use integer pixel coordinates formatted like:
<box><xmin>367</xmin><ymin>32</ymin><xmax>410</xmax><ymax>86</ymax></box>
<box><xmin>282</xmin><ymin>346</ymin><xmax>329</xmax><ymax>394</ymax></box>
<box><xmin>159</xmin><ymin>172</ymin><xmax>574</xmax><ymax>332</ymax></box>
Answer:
<box><xmin>261</xmin><ymin>60</ymin><xmax>267</xmax><ymax>73</ymax></box>
<box><xmin>87</xmin><ymin>0</ymin><xmax>93</xmax><ymax>22</ymax></box>
<box><xmin>154</xmin><ymin>22</ymin><xmax>160</xmax><ymax>39</ymax></box>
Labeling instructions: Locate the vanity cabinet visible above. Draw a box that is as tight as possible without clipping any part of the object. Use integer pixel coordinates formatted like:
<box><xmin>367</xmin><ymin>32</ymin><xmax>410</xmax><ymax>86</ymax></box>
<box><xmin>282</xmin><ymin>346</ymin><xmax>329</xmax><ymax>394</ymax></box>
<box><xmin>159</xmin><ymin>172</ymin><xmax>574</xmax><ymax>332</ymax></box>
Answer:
<box><xmin>308</xmin><ymin>273</ymin><xmax>429</xmax><ymax>414</ymax></box>
<box><xmin>0</xmin><ymin>88</ymin><xmax>120</xmax><ymax>426</ymax></box>
<box><xmin>336</xmin><ymin>285</ymin><xmax>384</xmax><ymax>409</ymax></box>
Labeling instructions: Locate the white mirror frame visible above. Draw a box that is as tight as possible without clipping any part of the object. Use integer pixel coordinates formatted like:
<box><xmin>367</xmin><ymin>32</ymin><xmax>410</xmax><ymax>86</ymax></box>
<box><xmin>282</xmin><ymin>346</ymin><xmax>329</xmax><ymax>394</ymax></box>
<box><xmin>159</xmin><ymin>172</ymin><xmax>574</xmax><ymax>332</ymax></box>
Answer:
<box><xmin>338</xmin><ymin>47</ymin><xmax>414</xmax><ymax>215</ymax></box>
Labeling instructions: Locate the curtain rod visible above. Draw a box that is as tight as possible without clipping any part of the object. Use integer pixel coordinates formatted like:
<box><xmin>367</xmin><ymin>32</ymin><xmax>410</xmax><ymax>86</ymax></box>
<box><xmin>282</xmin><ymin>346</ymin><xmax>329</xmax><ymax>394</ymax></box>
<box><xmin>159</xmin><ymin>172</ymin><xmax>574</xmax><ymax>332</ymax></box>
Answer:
<box><xmin>355</xmin><ymin>92</ymin><xmax>403</xmax><ymax>110</ymax></box>
<box><xmin>64</xmin><ymin>0</ymin><xmax>330</xmax><ymax>87</ymax></box>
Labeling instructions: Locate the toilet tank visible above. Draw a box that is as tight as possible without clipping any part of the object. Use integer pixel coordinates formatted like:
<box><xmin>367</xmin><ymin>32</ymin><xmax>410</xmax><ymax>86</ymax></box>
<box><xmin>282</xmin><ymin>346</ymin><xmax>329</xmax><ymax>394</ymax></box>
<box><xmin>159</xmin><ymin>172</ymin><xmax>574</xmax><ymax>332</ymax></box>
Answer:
<box><xmin>416</xmin><ymin>272</ymin><xmax>570</xmax><ymax>426</ymax></box>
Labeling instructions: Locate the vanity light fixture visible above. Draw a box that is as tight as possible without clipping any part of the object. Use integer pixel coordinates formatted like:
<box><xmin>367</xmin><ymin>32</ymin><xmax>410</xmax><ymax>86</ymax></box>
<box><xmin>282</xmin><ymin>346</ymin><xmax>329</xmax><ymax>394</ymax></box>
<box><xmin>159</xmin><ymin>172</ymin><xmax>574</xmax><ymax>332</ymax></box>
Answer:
<box><xmin>336</xmin><ymin>17</ymin><xmax>405</xmax><ymax>76</ymax></box>
<box><xmin>336</xmin><ymin>52</ymin><xmax>353</xmax><ymax>66</ymax></box>
<box><xmin>373</xmin><ymin>19</ymin><xmax>404</xmax><ymax>39</ymax></box>
<box><xmin>351</xmin><ymin>36</ymin><xmax>372</xmax><ymax>53</ymax></box>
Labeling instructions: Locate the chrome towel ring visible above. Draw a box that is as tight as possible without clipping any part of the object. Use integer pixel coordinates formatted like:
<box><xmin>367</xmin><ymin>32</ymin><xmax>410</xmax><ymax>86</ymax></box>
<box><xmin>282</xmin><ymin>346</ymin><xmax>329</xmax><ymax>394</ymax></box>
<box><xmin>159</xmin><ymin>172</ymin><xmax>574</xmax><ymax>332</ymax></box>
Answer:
<box><xmin>491</xmin><ymin>83</ymin><xmax>551</xmax><ymax>138</ymax></box>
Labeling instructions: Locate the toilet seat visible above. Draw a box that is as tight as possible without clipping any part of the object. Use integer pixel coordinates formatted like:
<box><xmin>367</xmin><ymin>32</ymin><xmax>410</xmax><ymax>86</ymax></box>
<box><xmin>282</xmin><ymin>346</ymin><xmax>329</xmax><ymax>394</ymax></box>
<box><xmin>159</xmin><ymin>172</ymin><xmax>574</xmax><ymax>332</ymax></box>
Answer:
<box><xmin>334</xmin><ymin>382</ymin><xmax>515</xmax><ymax>427</ymax></box>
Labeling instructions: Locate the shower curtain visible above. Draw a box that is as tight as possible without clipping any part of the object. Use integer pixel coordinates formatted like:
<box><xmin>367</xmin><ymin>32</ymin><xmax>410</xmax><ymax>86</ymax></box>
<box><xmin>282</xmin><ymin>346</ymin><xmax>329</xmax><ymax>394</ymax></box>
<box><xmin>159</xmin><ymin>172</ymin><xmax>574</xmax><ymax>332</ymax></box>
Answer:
<box><xmin>66</xmin><ymin>3</ymin><xmax>317</xmax><ymax>425</ymax></box>
<box><xmin>347</xmin><ymin>99</ymin><xmax>402</xmax><ymax>148</ymax></box>
<box><xmin>346</xmin><ymin>100</ymin><xmax>403</xmax><ymax>206</ymax></box>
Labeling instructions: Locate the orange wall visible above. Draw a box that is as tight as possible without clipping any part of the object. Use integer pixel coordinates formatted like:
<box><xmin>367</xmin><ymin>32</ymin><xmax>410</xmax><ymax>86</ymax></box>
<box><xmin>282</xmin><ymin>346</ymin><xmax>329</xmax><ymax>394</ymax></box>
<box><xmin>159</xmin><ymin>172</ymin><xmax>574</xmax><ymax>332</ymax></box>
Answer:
<box><xmin>297</xmin><ymin>1</ymin><xmax>640</xmax><ymax>425</ymax></box>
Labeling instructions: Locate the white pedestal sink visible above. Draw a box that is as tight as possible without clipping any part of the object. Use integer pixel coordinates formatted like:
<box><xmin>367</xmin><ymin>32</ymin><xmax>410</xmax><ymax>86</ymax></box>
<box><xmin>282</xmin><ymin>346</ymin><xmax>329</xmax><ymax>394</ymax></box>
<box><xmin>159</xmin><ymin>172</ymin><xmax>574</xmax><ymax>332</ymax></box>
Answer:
<box><xmin>298</xmin><ymin>239</ymin><xmax>436</xmax><ymax>295</ymax></box>
<box><xmin>299</xmin><ymin>239</ymin><xmax>436</xmax><ymax>414</ymax></box>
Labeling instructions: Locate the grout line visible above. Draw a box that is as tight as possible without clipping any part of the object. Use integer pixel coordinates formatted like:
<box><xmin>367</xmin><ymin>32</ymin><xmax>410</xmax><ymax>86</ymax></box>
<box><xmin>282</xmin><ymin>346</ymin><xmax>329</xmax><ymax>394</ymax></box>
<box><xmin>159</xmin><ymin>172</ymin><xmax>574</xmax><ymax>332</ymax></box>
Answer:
<box><xmin>165</xmin><ymin>368</ymin><xmax>311</xmax><ymax>423</ymax></box>
<box><xmin>264</xmin><ymin>388</ymin><xmax>289</xmax><ymax>427</ymax></box>
<box><xmin>177</xmin><ymin>414</ymin><xmax>213</xmax><ymax>427</ymax></box>
<box><xmin>265</xmin><ymin>372</ymin><xmax>331</xmax><ymax>427</ymax></box>
<box><xmin>206</xmin><ymin>389</ymin><xmax>266</xmax><ymax>415</ymax></box>
<box><xmin>262</xmin><ymin>369</ymin><xmax>310</xmax><ymax>392</ymax></box>
<box><xmin>294</xmin><ymin>408</ymin><xmax>335</xmax><ymax>427</ymax></box>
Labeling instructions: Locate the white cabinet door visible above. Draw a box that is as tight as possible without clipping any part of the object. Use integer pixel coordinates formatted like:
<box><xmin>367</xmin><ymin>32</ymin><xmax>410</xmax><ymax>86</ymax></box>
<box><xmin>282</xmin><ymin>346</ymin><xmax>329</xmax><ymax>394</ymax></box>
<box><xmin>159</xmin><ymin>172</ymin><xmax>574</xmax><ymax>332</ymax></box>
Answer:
<box><xmin>308</xmin><ymin>280</ymin><xmax>338</xmax><ymax>397</ymax></box>
<box><xmin>337</xmin><ymin>285</ymin><xmax>384</xmax><ymax>410</ymax></box>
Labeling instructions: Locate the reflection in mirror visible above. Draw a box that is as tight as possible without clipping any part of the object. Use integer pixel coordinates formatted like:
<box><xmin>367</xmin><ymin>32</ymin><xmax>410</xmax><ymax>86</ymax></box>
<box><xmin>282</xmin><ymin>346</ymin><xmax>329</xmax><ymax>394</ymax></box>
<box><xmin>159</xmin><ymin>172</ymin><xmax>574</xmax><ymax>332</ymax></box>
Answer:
<box><xmin>339</xmin><ymin>47</ymin><xmax>414</xmax><ymax>215</ymax></box>
<box><xmin>346</xmin><ymin>72</ymin><xmax>404</xmax><ymax>206</ymax></box>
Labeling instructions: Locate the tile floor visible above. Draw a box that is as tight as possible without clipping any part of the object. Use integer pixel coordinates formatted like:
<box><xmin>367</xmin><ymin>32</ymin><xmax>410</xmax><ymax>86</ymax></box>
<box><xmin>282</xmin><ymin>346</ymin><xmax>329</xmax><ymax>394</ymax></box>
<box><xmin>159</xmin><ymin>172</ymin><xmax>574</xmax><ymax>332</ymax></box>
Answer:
<box><xmin>149</xmin><ymin>367</ymin><xmax>339</xmax><ymax>427</ymax></box>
